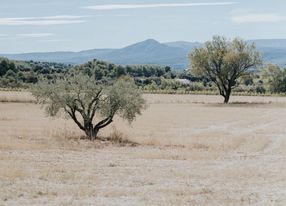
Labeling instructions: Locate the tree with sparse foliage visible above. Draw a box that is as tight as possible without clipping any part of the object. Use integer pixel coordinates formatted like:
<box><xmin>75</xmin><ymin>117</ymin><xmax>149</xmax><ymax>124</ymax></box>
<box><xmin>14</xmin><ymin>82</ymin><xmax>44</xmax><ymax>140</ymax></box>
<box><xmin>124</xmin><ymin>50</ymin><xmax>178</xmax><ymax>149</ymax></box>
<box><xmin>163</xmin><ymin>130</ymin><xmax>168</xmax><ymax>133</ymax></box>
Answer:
<box><xmin>262</xmin><ymin>64</ymin><xmax>286</xmax><ymax>93</ymax></box>
<box><xmin>189</xmin><ymin>36</ymin><xmax>262</xmax><ymax>103</ymax></box>
<box><xmin>32</xmin><ymin>73</ymin><xmax>146</xmax><ymax>140</ymax></box>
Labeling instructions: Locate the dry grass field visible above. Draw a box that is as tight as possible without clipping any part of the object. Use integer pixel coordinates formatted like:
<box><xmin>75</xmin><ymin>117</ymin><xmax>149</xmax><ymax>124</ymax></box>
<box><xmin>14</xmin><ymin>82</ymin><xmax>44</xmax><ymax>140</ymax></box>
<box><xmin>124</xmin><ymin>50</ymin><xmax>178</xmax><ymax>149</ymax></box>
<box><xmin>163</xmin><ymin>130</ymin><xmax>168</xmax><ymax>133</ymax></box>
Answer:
<box><xmin>1</xmin><ymin>91</ymin><xmax>286</xmax><ymax>205</ymax></box>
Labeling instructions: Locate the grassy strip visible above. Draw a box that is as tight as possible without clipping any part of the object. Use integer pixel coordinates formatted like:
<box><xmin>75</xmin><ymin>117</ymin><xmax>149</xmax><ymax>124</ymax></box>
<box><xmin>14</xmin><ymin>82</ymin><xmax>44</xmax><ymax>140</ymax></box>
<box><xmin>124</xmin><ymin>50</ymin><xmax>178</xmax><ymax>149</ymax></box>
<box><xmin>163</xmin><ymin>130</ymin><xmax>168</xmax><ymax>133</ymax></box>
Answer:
<box><xmin>143</xmin><ymin>89</ymin><xmax>286</xmax><ymax>97</ymax></box>
<box><xmin>0</xmin><ymin>88</ymin><xmax>286</xmax><ymax>104</ymax></box>
<box><xmin>0</xmin><ymin>98</ymin><xmax>36</xmax><ymax>103</ymax></box>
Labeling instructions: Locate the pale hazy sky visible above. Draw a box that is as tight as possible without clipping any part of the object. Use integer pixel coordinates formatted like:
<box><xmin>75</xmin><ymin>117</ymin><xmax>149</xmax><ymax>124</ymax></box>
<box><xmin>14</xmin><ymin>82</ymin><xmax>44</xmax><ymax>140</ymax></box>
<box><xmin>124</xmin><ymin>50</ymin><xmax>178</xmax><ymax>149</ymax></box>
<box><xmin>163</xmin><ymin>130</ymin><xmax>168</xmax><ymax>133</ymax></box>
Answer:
<box><xmin>0</xmin><ymin>0</ymin><xmax>286</xmax><ymax>53</ymax></box>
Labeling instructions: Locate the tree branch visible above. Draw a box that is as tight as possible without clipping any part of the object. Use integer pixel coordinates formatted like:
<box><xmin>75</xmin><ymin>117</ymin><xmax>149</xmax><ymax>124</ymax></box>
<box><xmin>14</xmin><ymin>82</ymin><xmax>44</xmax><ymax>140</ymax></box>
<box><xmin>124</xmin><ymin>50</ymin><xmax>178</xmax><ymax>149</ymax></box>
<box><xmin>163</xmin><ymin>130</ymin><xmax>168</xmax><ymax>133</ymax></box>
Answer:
<box><xmin>87</xmin><ymin>89</ymin><xmax>102</xmax><ymax>119</ymax></box>
<box><xmin>65</xmin><ymin>106</ymin><xmax>85</xmax><ymax>131</ymax></box>
<box><xmin>94</xmin><ymin>115</ymin><xmax>113</xmax><ymax>130</ymax></box>
<box><xmin>98</xmin><ymin>118</ymin><xmax>113</xmax><ymax>129</ymax></box>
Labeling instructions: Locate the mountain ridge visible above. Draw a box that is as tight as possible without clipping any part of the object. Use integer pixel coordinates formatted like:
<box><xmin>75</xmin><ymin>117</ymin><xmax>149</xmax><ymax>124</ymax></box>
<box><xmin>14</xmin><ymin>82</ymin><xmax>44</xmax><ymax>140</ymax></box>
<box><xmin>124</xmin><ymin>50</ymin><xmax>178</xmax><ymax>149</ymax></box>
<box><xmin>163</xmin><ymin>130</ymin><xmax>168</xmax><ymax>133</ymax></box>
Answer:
<box><xmin>1</xmin><ymin>38</ymin><xmax>286</xmax><ymax>69</ymax></box>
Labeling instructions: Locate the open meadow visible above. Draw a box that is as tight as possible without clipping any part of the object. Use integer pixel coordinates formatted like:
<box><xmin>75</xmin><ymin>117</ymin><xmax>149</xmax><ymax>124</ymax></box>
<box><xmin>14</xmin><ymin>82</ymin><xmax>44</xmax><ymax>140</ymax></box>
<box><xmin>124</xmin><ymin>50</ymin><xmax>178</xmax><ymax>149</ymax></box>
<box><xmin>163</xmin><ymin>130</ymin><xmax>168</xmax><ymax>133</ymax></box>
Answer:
<box><xmin>1</xmin><ymin>91</ymin><xmax>286</xmax><ymax>205</ymax></box>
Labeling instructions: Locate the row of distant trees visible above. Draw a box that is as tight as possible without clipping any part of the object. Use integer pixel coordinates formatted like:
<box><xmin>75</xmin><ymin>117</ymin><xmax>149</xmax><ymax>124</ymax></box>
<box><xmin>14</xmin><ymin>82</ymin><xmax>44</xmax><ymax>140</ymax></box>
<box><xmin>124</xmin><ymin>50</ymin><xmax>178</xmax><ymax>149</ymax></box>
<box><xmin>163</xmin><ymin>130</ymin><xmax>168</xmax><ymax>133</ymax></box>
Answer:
<box><xmin>1</xmin><ymin>56</ymin><xmax>285</xmax><ymax>98</ymax></box>
<box><xmin>0</xmin><ymin>58</ymin><xmax>178</xmax><ymax>87</ymax></box>
<box><xmin>0</xmin><ymin>58</ymin><xmax>69</xmax><ymax>87</ymax></box>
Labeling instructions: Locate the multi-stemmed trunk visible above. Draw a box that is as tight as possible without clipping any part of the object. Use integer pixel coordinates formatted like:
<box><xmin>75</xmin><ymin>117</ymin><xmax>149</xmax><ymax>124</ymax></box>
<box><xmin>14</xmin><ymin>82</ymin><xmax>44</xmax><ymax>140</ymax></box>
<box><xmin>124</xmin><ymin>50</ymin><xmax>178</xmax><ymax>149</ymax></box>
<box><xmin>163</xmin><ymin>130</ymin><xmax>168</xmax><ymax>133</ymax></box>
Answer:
<box><xmin>85</xmin><ymin>127</ymin><xmax>99</xmax><ymax>141</ymax></box>
<box><xmin>66</xmin><ymin>112</ymin><xmax>114</xmax><ymax>140</ymax></box>
<box><xmin>223</xmin><ymin>87</ymin><xmax>231</xmax><ymax>104</ymax></box>
<box><xmin>83</xmin><ymin>117</ymin><xmax>113</xmax><ymax>140</ymax></box>
<box><xmin>63</xmin><ymin>89</ymin><xmax>116</xmax><ymax>141</ymax></box>
<box><xmin>216</xmin><ymin>80</ymin><xmax>233</xmax><ymax>104</ymax></box>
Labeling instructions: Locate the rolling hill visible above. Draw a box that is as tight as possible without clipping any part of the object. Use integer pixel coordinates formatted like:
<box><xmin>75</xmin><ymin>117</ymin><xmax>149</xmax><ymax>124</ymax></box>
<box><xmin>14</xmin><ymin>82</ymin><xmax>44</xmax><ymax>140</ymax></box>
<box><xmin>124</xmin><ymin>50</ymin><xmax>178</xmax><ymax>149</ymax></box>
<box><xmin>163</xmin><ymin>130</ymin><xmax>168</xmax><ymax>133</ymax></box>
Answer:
<box><xmin>1</xmin><ymin>39</ymin><xmax>286</xmax><ymax>69</ymax></box>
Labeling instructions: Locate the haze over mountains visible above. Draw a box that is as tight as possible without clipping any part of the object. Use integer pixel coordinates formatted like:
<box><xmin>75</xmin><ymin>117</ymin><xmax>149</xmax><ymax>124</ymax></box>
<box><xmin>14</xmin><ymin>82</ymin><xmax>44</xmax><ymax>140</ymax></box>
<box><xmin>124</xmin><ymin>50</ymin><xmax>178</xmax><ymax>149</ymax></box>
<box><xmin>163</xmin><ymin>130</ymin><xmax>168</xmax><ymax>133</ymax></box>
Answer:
<box><xmin>2</xmin><ymin>39</ymin><xmax>286</xmax><ymax>70</ymax></box>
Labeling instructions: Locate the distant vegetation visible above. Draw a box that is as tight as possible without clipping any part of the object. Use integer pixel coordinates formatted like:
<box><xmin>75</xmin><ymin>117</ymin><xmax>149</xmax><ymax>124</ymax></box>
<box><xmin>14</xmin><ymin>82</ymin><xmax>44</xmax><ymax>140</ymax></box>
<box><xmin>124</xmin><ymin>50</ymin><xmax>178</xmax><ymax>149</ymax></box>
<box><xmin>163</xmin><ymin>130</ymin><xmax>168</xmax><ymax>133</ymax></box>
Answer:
<box><xmin>0</xmin><ymin>57</ymin><xmax>70</xmax><ymax>88</ymax></box>
<box><xmin>1</xmin><ymin>36</ymin><xmax>286</xmax><ymax>101</ymax></box>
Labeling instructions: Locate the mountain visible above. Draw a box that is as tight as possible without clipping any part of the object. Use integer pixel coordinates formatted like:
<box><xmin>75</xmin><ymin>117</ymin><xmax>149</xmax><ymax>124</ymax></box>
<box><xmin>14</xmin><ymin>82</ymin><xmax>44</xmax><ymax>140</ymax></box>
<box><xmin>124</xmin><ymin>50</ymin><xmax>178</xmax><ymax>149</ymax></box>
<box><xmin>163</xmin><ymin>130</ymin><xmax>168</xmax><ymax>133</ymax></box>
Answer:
<box><xmin>1</xmin><ymin>39</ymin><xmax>192</xmax><ymax>69</ymax></box>
<box><xmin>2</xmin><ymin>49</ymin><xmax>113</xmax><ymax>65</ymax></box>
<box><xmin>251</xmin><ymin>39</ymin><xmax>286</xmax><ymax>48</ymax></box>
<box><xmin>164</xmin><ymin>41</ymin><xmax>202</xmax><ymax>52</ymax></box>
<box><xmin>101</xmin><ymin>39</ymin><xmax>189</xmax><ymax>68</ymax></box>
<box><xmin>1</xmin><ymin>39</ymin><xmax>286</xmax><ymax>69</ymax></box>
<box><xmin>249</xmin><ymin>39</ymin><xmax>286</xmax><ymax>66</ymax></box>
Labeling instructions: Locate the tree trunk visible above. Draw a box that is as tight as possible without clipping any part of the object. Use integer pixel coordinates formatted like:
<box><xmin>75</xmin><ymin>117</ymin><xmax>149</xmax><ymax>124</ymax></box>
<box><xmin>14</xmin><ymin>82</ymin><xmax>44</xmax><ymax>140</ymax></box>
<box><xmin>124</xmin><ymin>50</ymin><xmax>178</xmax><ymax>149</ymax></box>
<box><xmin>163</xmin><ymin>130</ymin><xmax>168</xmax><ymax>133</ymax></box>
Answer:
<box><xmin>224</xmin><ymin>88</ymin><xmax>231</xmax><ymax>104</ymax></box>
<box><xmin>224</xmin><ymin>95</ymin><xmax>229</xmax><ymax>104</ymax></box>
<box><xmin>85</xmin><ymin>127</ymin><xmax>99</xmax><ymax>141</ymax></box>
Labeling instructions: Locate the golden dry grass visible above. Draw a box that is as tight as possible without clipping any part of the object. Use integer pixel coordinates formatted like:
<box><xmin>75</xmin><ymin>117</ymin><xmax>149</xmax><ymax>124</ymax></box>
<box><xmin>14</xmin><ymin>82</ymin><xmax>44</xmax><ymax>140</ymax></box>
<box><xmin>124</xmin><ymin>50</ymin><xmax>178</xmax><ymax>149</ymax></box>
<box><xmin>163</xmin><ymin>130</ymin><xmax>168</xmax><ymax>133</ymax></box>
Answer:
<box><xmin>1</xmin><ymin>91</ymin><xmax>286</xmax><ymax>205</ymax></box>
<box><xmin>0</xmin><ymin>91</ymin><xmax>34</xmax><ymax>103</ymax></box>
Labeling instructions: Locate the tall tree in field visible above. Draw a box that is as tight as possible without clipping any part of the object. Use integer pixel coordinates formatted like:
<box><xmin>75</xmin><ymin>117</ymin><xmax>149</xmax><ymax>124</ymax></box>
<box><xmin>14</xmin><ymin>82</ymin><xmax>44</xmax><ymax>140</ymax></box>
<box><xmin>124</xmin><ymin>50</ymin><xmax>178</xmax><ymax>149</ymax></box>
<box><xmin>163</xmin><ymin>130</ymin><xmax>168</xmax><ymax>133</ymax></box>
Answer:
<box><xmin>32</xmin><ymin>74</ymin><xmax>146</xmax><ymax>140</ymax></box>
<box><xmin>189</xmin><ymin>36</ymin><xmax>262</xmax><ymax>103</ymax></box>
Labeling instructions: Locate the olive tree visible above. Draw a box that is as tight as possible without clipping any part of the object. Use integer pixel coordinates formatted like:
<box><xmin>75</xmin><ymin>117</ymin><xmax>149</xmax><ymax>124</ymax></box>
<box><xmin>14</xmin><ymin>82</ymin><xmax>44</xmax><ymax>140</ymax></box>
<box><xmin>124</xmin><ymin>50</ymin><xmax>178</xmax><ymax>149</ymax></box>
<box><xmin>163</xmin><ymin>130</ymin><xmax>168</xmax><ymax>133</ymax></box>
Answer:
<box><xmin>32</xmin><ymin>74</ymin><xmax>146</xmax><ymax>140</ymax></box>
<box><xmin>262</xmin><ymin>64</ymin><xmax>286</xmax><ymax>93</ymax></box>
<box><xmin>189</xmin><ymin>36</ymin><xmax>262</xmax><ymax>103</ymax></box>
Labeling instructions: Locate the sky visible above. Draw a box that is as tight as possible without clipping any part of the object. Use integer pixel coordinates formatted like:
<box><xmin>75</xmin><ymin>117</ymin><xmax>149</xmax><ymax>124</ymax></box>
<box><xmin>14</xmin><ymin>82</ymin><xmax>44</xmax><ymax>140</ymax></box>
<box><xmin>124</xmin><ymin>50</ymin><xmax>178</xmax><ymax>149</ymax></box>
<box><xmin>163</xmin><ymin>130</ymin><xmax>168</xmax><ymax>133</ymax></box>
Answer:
<box><xmin>0</xmin><ymin>0</ymin><xmax>286</xmax><ymax>53</ymax></box>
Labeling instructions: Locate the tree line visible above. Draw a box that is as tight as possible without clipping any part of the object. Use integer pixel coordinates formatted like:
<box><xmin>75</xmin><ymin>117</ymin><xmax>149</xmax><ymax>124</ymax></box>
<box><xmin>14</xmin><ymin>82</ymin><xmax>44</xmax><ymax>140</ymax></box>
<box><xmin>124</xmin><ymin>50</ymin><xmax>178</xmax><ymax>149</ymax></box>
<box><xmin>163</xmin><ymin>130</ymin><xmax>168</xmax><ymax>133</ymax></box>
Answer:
<box><xmin>0</xmin><ymin>58</ymin><xmax>69</xmax><ymax>88</ymax></box>
<box><xmin>1</xmin><ymin>55</ymin><xmax>285</xmax><ymax>100</ymax></box>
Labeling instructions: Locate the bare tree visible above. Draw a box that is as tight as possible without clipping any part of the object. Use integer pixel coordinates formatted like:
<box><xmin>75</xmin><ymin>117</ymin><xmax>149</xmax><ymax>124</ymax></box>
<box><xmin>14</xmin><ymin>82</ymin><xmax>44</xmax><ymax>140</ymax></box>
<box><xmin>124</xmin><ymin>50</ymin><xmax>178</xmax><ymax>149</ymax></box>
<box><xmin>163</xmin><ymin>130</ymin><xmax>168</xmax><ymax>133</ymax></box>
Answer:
<box><xmin>189</xmin><ymin>36</ymin><xmax>262</xmax><ymax>103</ymax></box>
<box><xmin>32</xmin><ymin>74</ymin><xmax>146</xmax><ymax>140</ymax></box>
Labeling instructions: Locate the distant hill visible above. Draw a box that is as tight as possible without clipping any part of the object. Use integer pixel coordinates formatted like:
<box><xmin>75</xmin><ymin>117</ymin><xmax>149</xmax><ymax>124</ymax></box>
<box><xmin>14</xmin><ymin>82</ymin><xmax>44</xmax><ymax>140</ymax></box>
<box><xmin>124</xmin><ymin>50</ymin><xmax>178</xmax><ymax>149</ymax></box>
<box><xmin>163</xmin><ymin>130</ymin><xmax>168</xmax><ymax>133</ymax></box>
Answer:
<box><xmin>164</xmin><ymin>41</ymin><xmax>202</xmax><ymax>52</ymax></box>
<box><xmin>250</xmin><ymin>39</ymin><xmax>286</xmax><ymax>67</ymax></box>
<box><xmin>2</xmin><ymin>39</ymin><xmax>286</xmax><ymax>69</ymax></box>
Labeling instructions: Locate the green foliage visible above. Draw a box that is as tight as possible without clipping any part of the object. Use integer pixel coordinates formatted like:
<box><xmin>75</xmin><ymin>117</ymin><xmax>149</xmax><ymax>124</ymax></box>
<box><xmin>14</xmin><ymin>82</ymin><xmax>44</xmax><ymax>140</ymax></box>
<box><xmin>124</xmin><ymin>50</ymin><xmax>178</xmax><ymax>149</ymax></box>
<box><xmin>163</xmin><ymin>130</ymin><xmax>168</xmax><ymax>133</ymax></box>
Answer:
<box><xmin>262</xmin><ymin>64</ymin><xmax>286</xmax><ymax>93</ymax></box>
<box><xmin>73</xmin><ymin>59</ymin><xmax>170</xmax><ymax>80</ymax></box>
<box><xmin>0</xmin><ymin>58</ymin><xmax>18</xmax><ymax>77</ymax></box>
<box><xmin>2</xmin><ymin>51</ymin><xmax>286</xmax><ymax>97</ymax></box>
<box><xmin>32</xmin><ymin>73</ymin><xmax>145</xmax><ymax>140</ymax></box>
<box><xmin>0</xmin><ymin>58</ymin><xmax>70</xmax><ymax>88</ymax></box>
<box><xmin>103</xmin><ymin>77</ymin><xmax>146</xmax><ymax>123</ymax></box>
<box><xmin>189</xmin><ymin>36</ymin><xmax>262</xmax><ymax>103</ymax></box>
